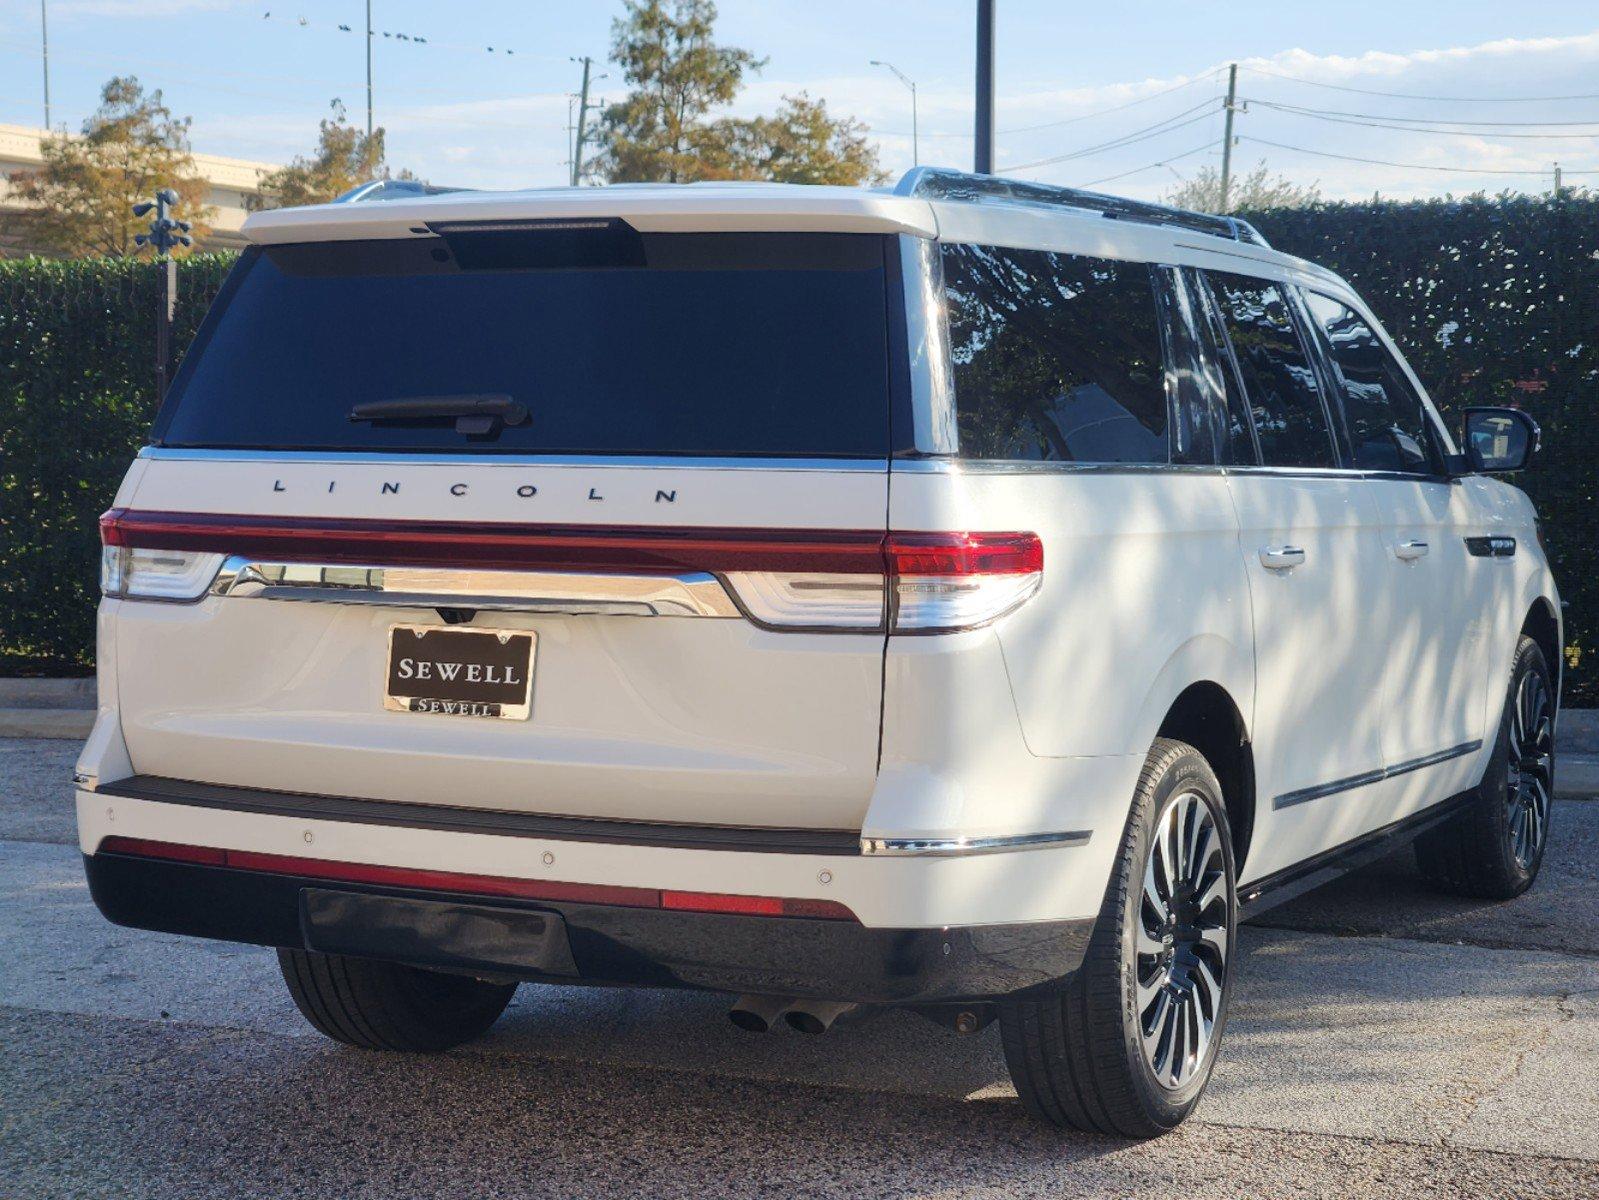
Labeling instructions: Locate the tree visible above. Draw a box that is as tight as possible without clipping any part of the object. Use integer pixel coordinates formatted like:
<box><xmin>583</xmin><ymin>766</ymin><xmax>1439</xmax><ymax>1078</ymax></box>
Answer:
<box><xmin>709</xmin><ymin>94</ymin><xmax>887</xmax><ymax>186</ymax></box>
<box><xmin>253</xmin><ymin>100</ymin><xmax>411</xmax><ymax>209</ymax></box>
<box><xmin>1162</xmin><ymin>160</ymin><xmax>1321</xmax><ymax>214</ymax></box>
<box><xmin>2</xmin><ymin>76</ymin><xmax>212</xmax><ymax>258</ymax></box>
<box><xmin>592</xmin><ymin>0</ymin><xmax>882</xmax><ymax>186</ymax></box>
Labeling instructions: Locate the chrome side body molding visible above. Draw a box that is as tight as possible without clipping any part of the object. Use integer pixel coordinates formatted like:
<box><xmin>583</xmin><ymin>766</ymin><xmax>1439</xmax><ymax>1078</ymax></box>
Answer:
<box><xmin>1272</xmin><ymin>740</ymin><xmax>1483</xmax><ymax>811</ymax></box>
<box><xmin>860</xmin><ymin>829</ymin><xmax>1092</xmax><ymax>856</ymax></box>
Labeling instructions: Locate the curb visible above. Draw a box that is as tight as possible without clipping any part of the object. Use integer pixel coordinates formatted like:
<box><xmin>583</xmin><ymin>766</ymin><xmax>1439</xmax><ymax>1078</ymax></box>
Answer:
<box><xmin>0</xmin><ymin>708</ymin><xmax>95</xmax><ymax>740</ymax></box>
<box><xmin>1558</xmin><ymin>756</ymin><xmax>1599</xmax><ymax>801</ymax></box>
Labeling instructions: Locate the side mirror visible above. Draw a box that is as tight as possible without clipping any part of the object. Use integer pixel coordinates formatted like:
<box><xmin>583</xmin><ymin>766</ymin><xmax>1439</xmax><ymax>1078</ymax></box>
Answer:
<box><xmin>1460</xmin><ymin>407</ymin><xmax>1540</xmax><ymax>474</ymax></box>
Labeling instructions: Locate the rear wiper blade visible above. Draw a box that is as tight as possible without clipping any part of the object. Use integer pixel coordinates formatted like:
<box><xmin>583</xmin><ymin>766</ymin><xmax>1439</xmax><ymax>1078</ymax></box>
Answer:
<box><xmin>350</xmin><ymin>394</ymin><xmax>527</xmax><ymax>437</ymax></box>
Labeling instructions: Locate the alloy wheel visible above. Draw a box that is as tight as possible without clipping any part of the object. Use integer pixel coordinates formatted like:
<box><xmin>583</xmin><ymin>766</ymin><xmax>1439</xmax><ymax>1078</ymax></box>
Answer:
<box><xmin>1136</xmin><ymin>790</ymin><xmax>1231</xmax><ymax>1090</ymax></box>
<box><xmin>1505</xmin><ymin>669</ymin><xmax>1554</xmax><ymax>869</ymax></box>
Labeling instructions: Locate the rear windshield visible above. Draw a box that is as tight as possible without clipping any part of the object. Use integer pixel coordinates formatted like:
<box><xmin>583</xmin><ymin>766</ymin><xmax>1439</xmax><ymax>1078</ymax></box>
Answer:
<box><xmin>155</xmin><ymin>229</ymin><xmax>898</xmax><ymax>457</ymax></box>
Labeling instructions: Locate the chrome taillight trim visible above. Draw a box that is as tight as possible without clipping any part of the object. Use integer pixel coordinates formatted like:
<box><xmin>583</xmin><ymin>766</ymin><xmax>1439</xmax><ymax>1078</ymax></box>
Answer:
<box><xmin>210</xmin><ymin>558</ymin><xmax>742</xmax><ymax>618</ymax></box>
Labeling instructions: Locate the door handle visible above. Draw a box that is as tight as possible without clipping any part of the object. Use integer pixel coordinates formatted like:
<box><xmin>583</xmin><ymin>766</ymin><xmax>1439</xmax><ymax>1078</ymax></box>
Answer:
<box><xmin>1259</xmin><ymin>545</ymin><xmax>1306</xmax><ymax>570</ymax></box>
<box><xmin>1395</xmin><ymin>540</ymin><xmax>1430</xmax><ymax>561</ymax></box>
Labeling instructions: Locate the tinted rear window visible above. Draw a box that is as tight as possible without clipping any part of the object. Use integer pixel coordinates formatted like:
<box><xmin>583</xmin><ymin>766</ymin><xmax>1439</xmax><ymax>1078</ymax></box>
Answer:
<box><xmin>156</xmin><ymin>231</ymin><xmax>897</xmax><ymax>457</ymax></box>
<box><xmin>941</xmin><ymin>243</ymin><xmax>1169</xmax><ymax>463</ymax></box>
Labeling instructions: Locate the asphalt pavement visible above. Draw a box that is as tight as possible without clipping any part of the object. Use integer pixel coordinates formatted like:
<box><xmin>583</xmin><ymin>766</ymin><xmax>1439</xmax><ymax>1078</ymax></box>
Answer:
<box><xmin>3</xmin><ymin>735</ymin><xmax>1598</xmax><ymax>1199</ymax></box>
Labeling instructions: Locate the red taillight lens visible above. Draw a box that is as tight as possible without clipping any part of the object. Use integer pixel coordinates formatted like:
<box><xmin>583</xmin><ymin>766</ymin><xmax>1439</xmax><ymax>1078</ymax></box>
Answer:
<box><xmin>884</xmin><ymin>531</ymin><xmax>1043</xmax><ymax>633</ymax></box>
<box><xmin>884</xmin><ymin>531</ymin><xmax>1044</xmax><ymax>577</ymax></box>
<box><xmin>98</xmin><ymin>837</ymin><xmax>856</xmax><ymax>921</ymax></box>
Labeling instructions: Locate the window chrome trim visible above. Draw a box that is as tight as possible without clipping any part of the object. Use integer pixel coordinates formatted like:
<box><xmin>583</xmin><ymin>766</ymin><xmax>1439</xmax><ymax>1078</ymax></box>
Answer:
<box><xmin>211</xmin><ymin>558</ymin><xmax>742</xmax><ymax>618</ymax></box>
<box><xmin>860</xmin><ymin>829</ymin><xmax>1092</xmax><ymax>856</ymax></box>
<box><xmin>1272</xmin><ymin>740</ymin><xmax>1483</xmax><ymax>811</ymax></box>
<box><xmin>138</xmin><ymin>447</ymin><xmax>894</xmax><ymax>473</ymax></box>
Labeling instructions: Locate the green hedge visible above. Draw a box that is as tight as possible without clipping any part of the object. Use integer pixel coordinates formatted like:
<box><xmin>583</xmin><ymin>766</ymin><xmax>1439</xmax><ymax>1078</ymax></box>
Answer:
<box><xmin>1244</xmin><ymin>193</ymin><xmax>1597</xmax><ymax>703</ymax></box>
<box><xmin>1</xmin><ymin>197</ymin><xmax>1595</xmax><ymax>702</ymax></box>
<box><xmin>0</xmin><ymin>253</ymin><xmax>235</xmax><ymax>673</ymax></box>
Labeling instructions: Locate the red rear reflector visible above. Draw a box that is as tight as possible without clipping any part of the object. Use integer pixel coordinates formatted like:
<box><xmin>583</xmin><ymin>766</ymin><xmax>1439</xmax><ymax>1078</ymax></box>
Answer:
<box><xmin>99</xmin><ymin>836</ymin><xmax>227</xmax><ymax>866</ymax></box>
<box><xmin>99</xmin><ymin>837</ymin><xmax>856</xmax><ymax>921</ymax></box>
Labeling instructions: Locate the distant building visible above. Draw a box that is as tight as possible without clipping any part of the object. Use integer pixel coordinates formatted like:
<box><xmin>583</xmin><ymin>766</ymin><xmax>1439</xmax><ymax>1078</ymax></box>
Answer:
<box><xmin>0</xmin><ymin>122</ymin><xmax>278</xmax><ymax>255</ymax></box>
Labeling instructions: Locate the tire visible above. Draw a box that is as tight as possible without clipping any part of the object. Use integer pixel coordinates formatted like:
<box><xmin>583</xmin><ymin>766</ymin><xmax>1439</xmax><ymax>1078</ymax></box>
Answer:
<box><xmin>277</xmin><ymin>949</ymin><xmax>516</xmax><ymax>1052</ymax></box>
<box><xmin>999</xmin><ymin>737</ymin><xmax>1237</xmax><ymax>1138</ymax></box>
<box><xmin>1414</xmin><ymin>635</ymin><xmax>1556</xmax><ymax>901</ymax></box>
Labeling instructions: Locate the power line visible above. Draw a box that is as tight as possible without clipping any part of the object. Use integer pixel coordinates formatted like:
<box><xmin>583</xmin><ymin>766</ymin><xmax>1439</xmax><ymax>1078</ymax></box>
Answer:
<box><xmin>0</xmin><ymin>37</ymin><xmax>556</xmax><ymax>105</ymax></box>
<box><xmin>1001</xmin><ymin>98</ymin><xmax>1222</xmax><ymax>173</ymax></box>
<box><xmin>1242</xmin><ymin>64</ymin><xmax>1599</xmax><ymax>104</ymax></box>
<box><xmin>874</xmin><ymin>69</ymin><xmax>1221</xmax><ymax>139</ymax></box>
<box><xmin>1249</xmin><ymin>98</ymin><xmax>1599</xmax><ymax>128</ymax></box>
<box><xmin>1241</xmin><ymin>135</ymin><xmax>1599</xmax><ymax>175</ymax></box>
<box><xmin>1001</xmin><ymin>71</ymin><xmax>1222</xmax><ymax>134</ymax></box>
<box><xmin>1077</xmin><ymin>139</ymin><xmax>1220</xmax><ymax>187</ymax></box>
<box><xmin>1247</xmin><ymin>99</ymin><xmax>1599</xmax><ymax>139</ymax></box>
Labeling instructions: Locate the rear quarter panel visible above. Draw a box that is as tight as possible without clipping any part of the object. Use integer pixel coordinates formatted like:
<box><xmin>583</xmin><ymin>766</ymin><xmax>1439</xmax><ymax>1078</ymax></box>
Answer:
<box><xmin>888</xmin><ymin>465</ymin><xmax>1255</xmax><ymax>761</ymax></box>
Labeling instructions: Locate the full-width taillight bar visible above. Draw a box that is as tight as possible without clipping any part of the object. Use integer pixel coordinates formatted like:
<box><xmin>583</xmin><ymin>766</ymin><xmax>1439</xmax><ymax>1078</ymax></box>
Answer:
<box><xmin>100</xmin><ymin>510</ymin><xmax>1042</xmax><ymax>631</ymax></box>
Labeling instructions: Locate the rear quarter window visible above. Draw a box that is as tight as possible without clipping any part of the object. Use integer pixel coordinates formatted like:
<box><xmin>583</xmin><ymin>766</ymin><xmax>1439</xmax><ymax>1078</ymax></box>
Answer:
<box><xmin>940</xmin><ymin>244</ymin><xmax>1170</xmax><ymax>464</ymax></box>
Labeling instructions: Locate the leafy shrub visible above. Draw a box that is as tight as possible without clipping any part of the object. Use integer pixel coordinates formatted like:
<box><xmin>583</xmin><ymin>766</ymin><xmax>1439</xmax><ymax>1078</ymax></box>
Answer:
<box><xmin>1246</xmin><ymin>192</ymin><xmax>1597</xmax><ymax>703</ymax></box>
<box><xmin>1</xmin><ymin>195</ymin><xmax>1594</xmax><ymax>704</ymax></box>
<box><xmin>0</xmin><ymin>253</ymin><xmax>234</xmax><ymax>672</ymax></box>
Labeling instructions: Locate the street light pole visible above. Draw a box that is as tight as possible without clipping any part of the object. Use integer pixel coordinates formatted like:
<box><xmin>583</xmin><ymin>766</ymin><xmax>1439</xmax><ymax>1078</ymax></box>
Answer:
<box><xmin>365</xmin><ymin>0</ymin><xmax>374</xmax><ymax>139</ymax></box>
<box><xmin>974</xmin><ymin>0</ymin><xmax>995</xmax><ymax>174</ymax></box>
<box><xmin>40</xmin><ymin>0</ymin><xmax>51</xmax><ymax>128</ymax></box>
<box><xmin>869</xmin><ymin>60</ymin><xmax>918</xmax><ymax>167</ymax></box>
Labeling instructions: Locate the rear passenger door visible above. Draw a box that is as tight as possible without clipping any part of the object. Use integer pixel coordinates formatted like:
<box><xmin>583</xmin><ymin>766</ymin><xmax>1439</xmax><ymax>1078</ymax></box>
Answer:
<box><xmin>1301</xmin><ymin>291</ymin><xmax>1491</xmax><ymax>796</ymax></box>
<box><xmin>1194</xmin><ymin>270</ymin><xmax>1395</xmax><ymax>880</ymax></box>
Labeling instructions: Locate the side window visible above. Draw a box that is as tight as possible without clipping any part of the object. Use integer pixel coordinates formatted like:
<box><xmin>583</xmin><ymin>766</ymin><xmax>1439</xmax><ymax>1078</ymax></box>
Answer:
<box><xmin>1204</xmin><ymin>271</ymin><xmax>1337</xmax><ymax>468</ymax></box>
<box><xmin>941</xmin><ymin>243</ymin><xmax>1169</xmax><ymax>463</ymax></box>
<box><xmin>1303</xmin><ymin>291</ymin><xmax>1440</xmax><ymax>474</ymax></box>
<box><xmin>1174</xmin><ymin>267</ymin><xmax>1258</xmax><ymax>465</ymax></box>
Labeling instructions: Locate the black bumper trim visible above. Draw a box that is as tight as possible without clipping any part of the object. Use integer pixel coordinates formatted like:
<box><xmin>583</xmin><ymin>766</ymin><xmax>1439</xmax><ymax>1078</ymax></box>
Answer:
<box><xmin>84</xmin><ymin>850</ymin><xmax>1092</xmax><ymax>1004</ymax></box>
<box><xmin>96</xmin><ymin>775</ymin><xmax>862</xmax><ymax>857</ymax></box>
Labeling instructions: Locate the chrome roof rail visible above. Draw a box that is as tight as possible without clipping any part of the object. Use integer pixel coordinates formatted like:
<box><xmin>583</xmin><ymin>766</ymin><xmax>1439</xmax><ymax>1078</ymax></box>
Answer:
<box><xmin>334</xmin><ymin>179</ymin><xmax>475</xmax><ymax>204</ymax></box>
<box><xmin>894</xmin><ymin>166</ymin><xmax>1270</xmax><ymax>248</ymax></box>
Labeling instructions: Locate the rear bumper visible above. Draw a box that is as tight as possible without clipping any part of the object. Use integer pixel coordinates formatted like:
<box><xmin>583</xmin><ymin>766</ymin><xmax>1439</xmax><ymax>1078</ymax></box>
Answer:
<box><xmin>83</xmin><ymin>849</ymin><xmax>1093</xmax><ymax>1004</ymax></box>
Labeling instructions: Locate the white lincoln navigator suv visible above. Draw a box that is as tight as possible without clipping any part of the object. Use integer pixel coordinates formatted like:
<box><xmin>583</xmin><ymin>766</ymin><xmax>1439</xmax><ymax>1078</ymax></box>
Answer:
<box><xmin>79</xmin><ymin>168</ymin><xmax>1561</xmax><ymax>1137</ymax></box>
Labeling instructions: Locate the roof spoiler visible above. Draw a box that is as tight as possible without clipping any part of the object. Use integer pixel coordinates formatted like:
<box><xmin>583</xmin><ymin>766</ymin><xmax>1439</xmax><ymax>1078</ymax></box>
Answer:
<box><xmin>894</xmin><ymin>166</ymin><xmax>1270</xmax><ymax>248</ymax></box>
<box><xmin>335</xmin><ymin>179</ymin><xmax>475</xmax><ymax>204</ymax></box>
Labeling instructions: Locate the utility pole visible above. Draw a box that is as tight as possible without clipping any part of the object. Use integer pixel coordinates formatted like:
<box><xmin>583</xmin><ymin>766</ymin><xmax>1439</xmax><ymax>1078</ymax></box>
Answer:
<box><xmin>1553</xmin><ymin>162</ymin><xmax>1563</xmax><ymax>197</ymax></box>
<box><xmin>39</xmin><ymin>0</ymin><xmax>50</xmax><ymax>128</ymax></box>
<box><xmin>974</xmin><ymin>0</ymin><xmax>995</xmax><ymax>173</ymax></box>
<box><xmin>870</xmin><ymin>60</ymin><xmax>918</xmax><ymax>167</ymax></box>
<box><xmin>365</xmin><ymin>0</ymin><xmax>374</xmax><ymax>139</ymax></box>
<box><xmin>133</xmin><ymin>190</ymin><xmax>192</xmax><ymax>399</ymax></box>
<box><xmin>1219</xmin><ymin>63</ymin><xmax>1239</xmax><ymax>213</ymax></box>
<box><xmin>570</xmin><ymin>56</ymin><xmax>605</xmax><ymax>186</ymax></box>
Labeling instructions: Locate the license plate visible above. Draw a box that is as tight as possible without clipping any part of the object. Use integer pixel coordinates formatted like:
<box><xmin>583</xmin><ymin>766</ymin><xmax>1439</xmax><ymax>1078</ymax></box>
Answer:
<box><xmin>384</xmin><ymin>624</ymin><xmax>535</xmax><ymax>721</ymax></box>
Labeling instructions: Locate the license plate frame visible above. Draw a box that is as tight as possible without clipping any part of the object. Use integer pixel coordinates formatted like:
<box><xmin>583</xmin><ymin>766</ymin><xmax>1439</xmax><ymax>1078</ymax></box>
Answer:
<box><xmin>384</xmin><ymin>624</ymin><xmax>535</xmax><ymax>721</ymax></box>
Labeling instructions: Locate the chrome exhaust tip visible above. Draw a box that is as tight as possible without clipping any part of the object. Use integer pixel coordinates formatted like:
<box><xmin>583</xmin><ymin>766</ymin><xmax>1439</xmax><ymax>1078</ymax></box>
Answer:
<box><xmin>783</xmin><ymin>999</ymin><xmax>857</xmax><ymax>1035</ymax></box>
<box><xmin>728</xmin><ymin>994</ymin><xmax>792</xmax><ymax>1033</ymax></box>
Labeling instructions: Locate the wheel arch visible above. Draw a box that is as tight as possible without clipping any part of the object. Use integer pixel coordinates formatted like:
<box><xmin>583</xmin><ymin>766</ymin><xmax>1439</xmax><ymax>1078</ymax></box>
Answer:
<box><xmin>1521</xmin><ymin>597</ymin><xmax>1562</xmax><ymax>706</ymax></box>
<box><xmin>1155</xmin><ymin>681</ymin><xmax>1256</xmax><ymax>876</ymax></box>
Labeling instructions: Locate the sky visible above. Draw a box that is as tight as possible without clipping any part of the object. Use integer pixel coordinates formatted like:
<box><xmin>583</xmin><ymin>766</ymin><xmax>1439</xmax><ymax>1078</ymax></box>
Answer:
<box><xmin>2</xmin><ymin>1</ymin><xmax>1597</xmax><ymax>202</ymax></box>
